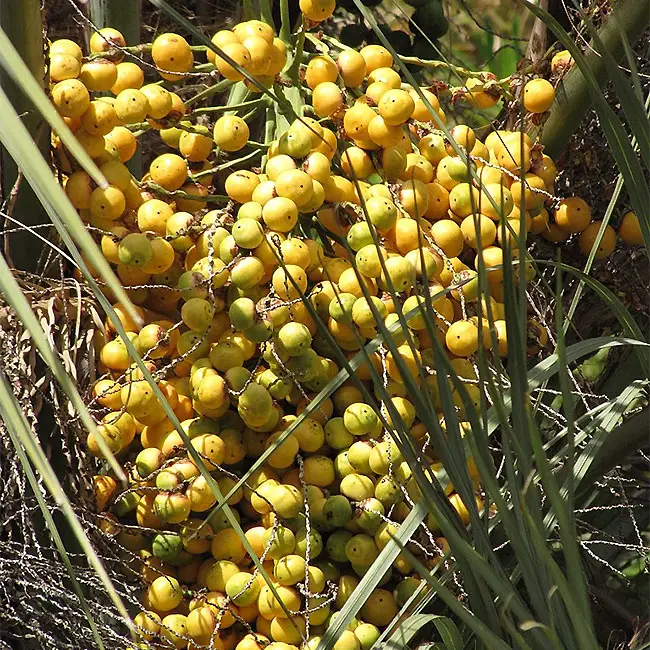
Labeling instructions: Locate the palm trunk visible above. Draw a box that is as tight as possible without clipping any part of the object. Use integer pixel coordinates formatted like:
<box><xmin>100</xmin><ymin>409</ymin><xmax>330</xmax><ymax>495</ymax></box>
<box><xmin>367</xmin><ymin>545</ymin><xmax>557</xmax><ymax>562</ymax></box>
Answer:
<box><xmin>0</xmin><ymin>0</ymin><xmax>48</xmax><ymax>272</ymax></box>
<box><xmin>541</xmin><ymin>0</ymin><xmax>650</xmax><ymax>158</ymax></box>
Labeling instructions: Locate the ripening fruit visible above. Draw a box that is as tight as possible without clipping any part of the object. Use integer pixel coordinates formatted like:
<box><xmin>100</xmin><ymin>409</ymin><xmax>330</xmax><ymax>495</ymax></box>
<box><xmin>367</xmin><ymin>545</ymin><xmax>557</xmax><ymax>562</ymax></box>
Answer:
<box><xmin>399</xmin><ymin>179</ymin><xmax>429</xmax><ymax>218</ymax></box>
<box><xmin>87</xmin><ymin>422</ymin><xmax>123</xmax><ymax>457</ymax></box>
<box><xmin>179</xmin><ymin>127</ymin><xmax>213</xmax><ymax>161</ymax></box>
<box><xmin>274</xmin><ymin>554</ymin><xmax>307</xmax><ymax>586</ymax></box>
<box><xmin>160</xmin><ymin>614</ymin><xmax>188</xmax><ymax>649</ymax></box>
<box><xmin>449</xmin><ymin>183</ymin><xmax>479</xmax><ymax>218</ymax></box>
<box><xmin>523</xmin><ymin>78</ymin><xmax>555</xmax><ymax>113</ymax></box>
<box><xmin>346</xmin><ymin>533</ymin><xmax>379</xmax><ymax>566</ymax></box>
<box><xmin>106</xmin><ymin>126</ymin><xmax>138</xmax><ymax>162</ymax></box>
<box><xmin>65</xmin><ymin>170</ymin><xmax>93</xmax><ymax>210</ymax></box>
<box><xmin>50</xmin><ymin>53</ymin><xmax>81</xmax><ymax>82</ymax></box>
<box><xmin>305</xmin><ymin>55</ymin><xmax>338</xmax><ymax>89</ymax></box>
<box><xmin>152</xmin><ymin>33</ymin><xmax>194</xmax><ymax>80</ymax></box>
<box><xmin>446</xmin><ymin>320</ymin><xmax>480</xmax><ymax>357</ymax></box>
<box><xmin>312</xmin><ymin>81</ymin><xmax>344</xmax><ymax>117</ymax></box>
<box><xmin>555</xmin><ymin>197</ymin><xmax>591</xmax><ymax>233</ymax></box>
<box><xmin>335</xmin><ymin>50</ymin><xmax>365</xmax><ymax>89</ymax></box>
<box><xmin>82</xmin><ymin>100</ymin><xmax>118</xmax><ymax>136</ymax></box>
<box><xmin>510</xmin><ymin>173</ymin><xmax>546</xmax><ymax>210</ymax></box>
<box><xmin>464</xmin><ymin>77</ymin><xmax>498</xmax><ymax>108</ymax></box>
<box><xmin>369</xmin><ymin>66</ymin><xmax>401</xmax><ymax>89</ymax></box>
<box><xmin>341</xmin><ymin>146</ymin><xmax>375</xmax><ymax>179</ymax></box>
<box><xmin>343</xmin><ymin>102</ymin><xmax>376</xmax><ymax>141</ymax></box>
<box><xmin>154</xmin><ymin>492</ymin><xmax>191</xmax><ymax>523</ymax></box>
<box><xmin>225</xmin><ymin>572</ymin><xmax>261</xmax><ymax>606</ymax></box>
<box><xmin>118</xmin><ymin>233</ymin><xmax>153</xmax><ymax>267</ymax></box>
<box><xmin>233</xmin><ymin>20</ymin><xmax>274</xmax><ymax>44</ymax></box>
<box><xmin>90</xmin><ymin>27</ymin><xmax>126</xmax><ymax>55</ymax></box>
<box><xmin>241</xmin><ymin>35</ymin><xmax>273</xmax><ymax>76</ymax></box>
<box><xmin>214</xmin><ymin>115</ymin><xmax>250</xmax><ymax>152</ymax></box>
<box><xmin>79</xmin><ymin>58</ymin><xmax>118</xmax><ymax>92</ymax></box>
<box><xmin>300</xmin><ymin>0</ymin><xmax>336</xmax><ymax>22</ymax></box>
<box><xmin>182</xmin><ymin>297</ymin><xmax>215</xmax><ymax>331</ymax></box>
<box><xmin>480</xmin><ymin>183</ymin><xmax>513</xmax><ymax>220</ymax></box>
<box><xmin>140</xmin><ymin>84</ymin><xmax>173</xmax><ymax>119</ymax></box>
<box><xmin>268</xmin><ymin>37</ymin><xmax>288</xmax><ymax>76</ymax></box>
<box><xmin>113</xmin><ymin>88</ymin><xmax>150</xmax><ymax>124</ymax></box>
<box><xmin>275</xmin><ymin>169</ymin><xmax>313</xmax><ymax>208</ymax></box>
<box><xmin>90</xmin><ymin>185</ymin><xmax>126</xmax><ymax>221</ymax></box>
<box><xmin>360</xmin><ymin>44</ymin><xmax>393</xmax><ymax>73</ymax></box>
<box><xmin>278</xmin><ymin>128</ymin><xmax>311</xmax><ymax>159</ymax></box>
<box><xmin>494</xmin><ymin>138</ymin><xmax>531</xmax><ymax>173</ymax></box>
<box><xmin>150</xmin><ymin>153</ymin><xmax>188</xmax><ymax>191</ymax></box>
<box><xmin>111</xmin><ymin>61</ymin><xmax>144</xmax><ymax>94</ymax></box>
<box><xmin>360</xmin><ymin>589</ymin><xmax>398</xmax><ymax>627</ymax></box>
<box><xmin>461</xmin><ymin>214</ymin><xmax>497</xmax><ymax>248</ymax></box>
<box><xmin>52</xmin><ymin>79</ymin><xmax>90</xmax><ymax>117</ymax></box>
<box><xmin>51</xmin><ymin>39</ymin><xmax>83</xmax><ymax>61</ymax></box>
<box><xmin>133</xmin><ymin>611</ymin><xmax>161</xmax><ymax>642</ymax></box>
<box><xmin>343</xmin><ymin>403</ymin><xmax>379</xmax><ymax>437</ymax></box>
<box><xmin>379</xmin><ymin>89</ymin><xmax>415</xmax><ymax>126</ymax></box>
<box><xmin>147</xmin><ymin>575</ymin><xmax>182</xmax><ymax>612</ymax></box>
<box><xmin>552</xmin><ymin>49</ymin><xmax>574</xmax><ymax>73</ymax></box>
<box><xmin>619</xmin><ymin>211</ymin><xmax>643</xmax><ymax>245</ymax></box>
<box><xmin>367</xmin><ymin>114</ymin><xmax>403</xmax><ymax>149</ymax></box>
<box><xmin>212</xmin><ymin>41</ymin><xmax>252</xmax><ymax>80</ymax></box>
<box><xmin>225</xmin><ymin>170</ymin><xmax>260</xmax><ymax>203</ymax></box>
<box><xmin>72</xmin><ymin>130</ymin><xmax>103</xmax><ymax>159</ymax></box>
<box><xmin>322</xmin><ymin>496</ymin><xmax>353</xmax><ymax>528</ymax></box>
<box><xmin>578</xmin><ymin>222</ymin><xmax>617</xmax><ymax>259</ymax></box>
<box><xmin>403</xmin><ymin>153</ymin><xmax>434</xmax><ymax>183</ymax></box>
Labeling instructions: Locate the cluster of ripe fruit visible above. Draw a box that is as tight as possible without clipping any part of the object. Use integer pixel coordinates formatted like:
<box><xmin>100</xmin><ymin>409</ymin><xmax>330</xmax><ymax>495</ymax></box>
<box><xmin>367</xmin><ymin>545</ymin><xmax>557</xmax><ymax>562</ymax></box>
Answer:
<box><xmin>48</xmin><ymin>6</ymin><xmax>644</xmax><ymax>650</ymax></box>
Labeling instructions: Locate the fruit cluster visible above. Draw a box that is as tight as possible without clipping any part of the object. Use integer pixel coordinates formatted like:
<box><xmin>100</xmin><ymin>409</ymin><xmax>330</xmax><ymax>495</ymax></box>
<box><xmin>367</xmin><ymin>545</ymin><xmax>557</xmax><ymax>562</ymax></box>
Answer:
<box><xmin>47</xmin><ymin>5</ymin><xmax>644</xmax><ymax>650</ymax></box>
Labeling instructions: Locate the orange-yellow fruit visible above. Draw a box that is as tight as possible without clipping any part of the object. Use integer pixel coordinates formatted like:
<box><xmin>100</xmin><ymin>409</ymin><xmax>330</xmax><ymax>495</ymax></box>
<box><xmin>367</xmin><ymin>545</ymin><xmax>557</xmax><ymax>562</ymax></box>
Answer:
<box><xmin>300</xmin><ymin>0</ymin><xmax>336</xmax><ymax>22</ymax></box>
<box><xmin>337</xmin><ymin>50</ymin><xmax>367</xmax><ymax>88</ymax></box>
<box><xmin>360</xmin><ymin>44</ymin><xmax>393</xmax><ymax>73</ymax></box>
<box><xmin>578</xmin><ymin>222</ymin><xmax>617</xmax><ymax>259</ymax></box>
<box><xmin>523</xmin><ymin>78</ymin><xmax>555</xmax><ymax>113</ymax></box>
<box><xmin>555</xmin><ymin>197</ymin><xmax>591</xmax><ymax>233</ymax></box>
<box><xmin>619</xmin><ymin>211</ymin><xmax>643</xmax><ymax>245</ymax></box>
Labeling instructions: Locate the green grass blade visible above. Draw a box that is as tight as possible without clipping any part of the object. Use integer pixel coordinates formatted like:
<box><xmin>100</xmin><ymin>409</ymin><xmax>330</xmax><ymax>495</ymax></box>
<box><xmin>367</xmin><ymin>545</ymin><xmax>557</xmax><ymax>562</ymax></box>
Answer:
<box><xmin>384</xmin><ymin>614</ymin><xmax>463</xmax><ymax>650</ymax></box>
<box><xmin>0</xmin><ymin>371</ymin><xmax>133</xmax><ymax>636</ymax></box>
<box><xmin>545</xmin><ymin>380</ymin><xmax>648</xmax><ymax>466</ymax></box>
<box><xmin>568</xmin><ymin>380</ymin><xmax>648</xmax><ymax>492</ymax></box>
<box><xmin>397</xmin><ymin>547</ymin><xmax>514</xmax><ymax>650</ymax></box>
<box><xmin>0</xmin><ymin>29</ymin><xmax>107</xmax><ymax>188</ymax></box>
<box><xmin>487</xmin><ymin>337</ymin><xmax>650</xmax><ymax>436</ymax></box>
<box><xmin>576</xmin><ymin>407</ymin><xmax>650</xmax><ymax>495</ymax></box>
<box><xmin>563</xmin><ymin>174</ymin><xmax>625</xmax><ymax>330</ymax></box>
<box><xmin>537</xmin><ymin>259</ymin><xmax>647</xmax><ymax>344</ymax></box>
<box><xmin>259</xmin><ymin>0</ymin><xmax>274</xmax><ymax>27</ymax></box>
<box><xmin>279</xmin><ymin>0</ymin><xmax>291</xmax><ymax>42</ymax></box>
<box><xmin>316</xmin><ymin>504</ymin><xmax>427</xmax><ymax>650</ymax></box>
